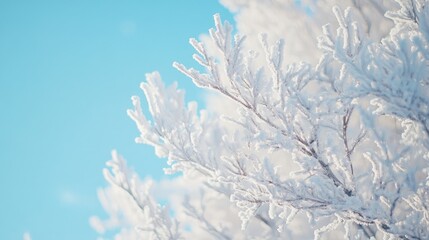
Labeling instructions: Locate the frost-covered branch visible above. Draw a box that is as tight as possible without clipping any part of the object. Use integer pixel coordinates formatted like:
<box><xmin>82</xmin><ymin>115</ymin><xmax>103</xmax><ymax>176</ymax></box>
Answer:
<box><xmin>94</xmin><ymin>1</ymin><xmax>429</xmax><ymax>239</ymax></box>
<box><xmin>91</xmin><ymin>151</ymin><xmax>181</xmax><ymax>240</ymax></box>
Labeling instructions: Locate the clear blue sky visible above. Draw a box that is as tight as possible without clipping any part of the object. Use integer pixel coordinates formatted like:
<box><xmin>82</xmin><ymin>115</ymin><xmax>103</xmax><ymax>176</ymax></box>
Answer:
<box><xmin>0</xmin><ymin>1</ymin><xmax>233</xmax><ymax>239</ymax></box>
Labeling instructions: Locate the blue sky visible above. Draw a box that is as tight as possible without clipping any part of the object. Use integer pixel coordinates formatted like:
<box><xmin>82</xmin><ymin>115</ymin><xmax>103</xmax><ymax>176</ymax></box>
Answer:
<box><xmin>0</xmin><ymin>1</ymin><xmax>233</xmax><ymax>239</ymax></box>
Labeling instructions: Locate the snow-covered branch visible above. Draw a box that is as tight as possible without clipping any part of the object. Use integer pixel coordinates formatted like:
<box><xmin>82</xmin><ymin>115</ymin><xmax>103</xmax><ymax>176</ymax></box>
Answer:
<box><xmin>94</xmin><ymin>1</ymin><xmax>429</xmax><ymax>239</ymax></box>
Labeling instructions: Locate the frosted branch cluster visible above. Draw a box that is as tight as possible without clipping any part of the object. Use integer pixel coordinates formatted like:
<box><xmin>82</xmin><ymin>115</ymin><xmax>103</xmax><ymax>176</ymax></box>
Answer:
<box><xmin>93</xmin><ymin>1</ymin><xmax>429</xmax><ymax>239</ymax></box>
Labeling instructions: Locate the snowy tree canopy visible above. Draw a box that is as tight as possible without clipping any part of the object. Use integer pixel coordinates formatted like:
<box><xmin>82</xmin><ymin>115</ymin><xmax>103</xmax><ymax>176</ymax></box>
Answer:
<box><xmin>91</xmin><ymin>1</ymin><xmax>429</xmax><ymax>239</ymax></box>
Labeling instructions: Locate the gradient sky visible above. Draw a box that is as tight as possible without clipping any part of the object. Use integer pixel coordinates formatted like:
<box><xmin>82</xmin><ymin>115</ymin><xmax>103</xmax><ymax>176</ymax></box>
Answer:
<box><xmin>0</xmin><ymin>1</ymin><xmax>233</xmax><ymax>239</ymax></box>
